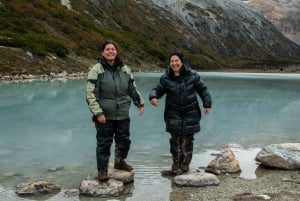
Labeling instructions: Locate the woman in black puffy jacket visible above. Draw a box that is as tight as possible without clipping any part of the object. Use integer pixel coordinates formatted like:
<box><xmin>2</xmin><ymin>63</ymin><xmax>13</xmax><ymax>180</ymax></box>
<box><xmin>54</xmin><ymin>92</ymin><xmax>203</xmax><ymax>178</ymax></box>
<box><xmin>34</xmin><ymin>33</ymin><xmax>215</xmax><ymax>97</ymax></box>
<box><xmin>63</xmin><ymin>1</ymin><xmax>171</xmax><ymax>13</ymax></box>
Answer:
<box><xmin>149</xmin><ymin>52</ymin><xmax>212</xmax><ymax>175</ymax></box>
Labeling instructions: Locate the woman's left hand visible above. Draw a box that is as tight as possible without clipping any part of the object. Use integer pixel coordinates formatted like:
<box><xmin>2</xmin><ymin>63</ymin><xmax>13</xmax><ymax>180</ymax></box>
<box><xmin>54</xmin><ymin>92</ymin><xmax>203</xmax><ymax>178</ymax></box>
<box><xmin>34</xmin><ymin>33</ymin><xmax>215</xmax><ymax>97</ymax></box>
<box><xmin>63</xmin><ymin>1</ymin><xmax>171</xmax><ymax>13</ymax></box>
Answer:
<box><xmin>204</xmin><ymin>108</ymin><xmax>211</xmax><ymax>114</ymax></box>
<box><xmin>138</xmin><ymin>107</ymin><xmax>144</xmax><ymax>115</ymax></box>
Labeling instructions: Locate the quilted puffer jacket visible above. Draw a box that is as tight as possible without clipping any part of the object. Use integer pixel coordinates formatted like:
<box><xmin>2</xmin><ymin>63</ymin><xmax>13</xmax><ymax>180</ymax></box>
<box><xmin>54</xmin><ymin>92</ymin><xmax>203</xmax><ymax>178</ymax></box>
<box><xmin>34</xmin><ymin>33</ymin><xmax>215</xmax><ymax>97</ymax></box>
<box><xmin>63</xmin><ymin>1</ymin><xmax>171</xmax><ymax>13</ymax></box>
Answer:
<box><xmin>149</xmin><ymin>65</ymin><xmax>211</xmax><ymax>134</ymax></box>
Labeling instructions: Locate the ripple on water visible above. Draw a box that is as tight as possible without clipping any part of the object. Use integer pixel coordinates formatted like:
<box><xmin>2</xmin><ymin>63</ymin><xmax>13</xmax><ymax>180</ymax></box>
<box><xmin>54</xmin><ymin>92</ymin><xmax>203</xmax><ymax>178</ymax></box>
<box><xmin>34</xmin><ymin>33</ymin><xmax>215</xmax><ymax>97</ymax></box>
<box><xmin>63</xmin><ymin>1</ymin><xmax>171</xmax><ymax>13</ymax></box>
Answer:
<box><xmin>0</xmin><ymin>149</ymin><xmax>12</xmax><ymax>156</ymax></box>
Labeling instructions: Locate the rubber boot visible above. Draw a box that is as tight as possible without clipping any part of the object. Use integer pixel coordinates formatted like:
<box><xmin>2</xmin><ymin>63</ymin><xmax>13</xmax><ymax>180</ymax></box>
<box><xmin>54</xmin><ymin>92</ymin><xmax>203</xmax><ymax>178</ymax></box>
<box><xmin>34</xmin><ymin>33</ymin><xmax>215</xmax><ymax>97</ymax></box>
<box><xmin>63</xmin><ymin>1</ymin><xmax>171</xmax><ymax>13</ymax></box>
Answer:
<box><xmin>114</xmin><ymin>159</ymin><xmax>133</xmax><ymax>171</ymax></box>
<box><xmin>98</xmin><ymin>171</ymin><xmax>109</xmax><ymax>182</ymax></box>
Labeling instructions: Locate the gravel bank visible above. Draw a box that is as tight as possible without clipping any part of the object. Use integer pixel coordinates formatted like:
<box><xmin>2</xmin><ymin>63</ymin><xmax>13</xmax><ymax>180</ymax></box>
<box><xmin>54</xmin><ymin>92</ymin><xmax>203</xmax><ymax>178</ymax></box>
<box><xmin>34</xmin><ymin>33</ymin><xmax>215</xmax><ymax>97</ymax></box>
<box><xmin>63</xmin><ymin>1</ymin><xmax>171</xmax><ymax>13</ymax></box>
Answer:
<box><xmin>169</xmin><ymin>168</ymin><xmax>300</xmax><ymax>201</ymax></box>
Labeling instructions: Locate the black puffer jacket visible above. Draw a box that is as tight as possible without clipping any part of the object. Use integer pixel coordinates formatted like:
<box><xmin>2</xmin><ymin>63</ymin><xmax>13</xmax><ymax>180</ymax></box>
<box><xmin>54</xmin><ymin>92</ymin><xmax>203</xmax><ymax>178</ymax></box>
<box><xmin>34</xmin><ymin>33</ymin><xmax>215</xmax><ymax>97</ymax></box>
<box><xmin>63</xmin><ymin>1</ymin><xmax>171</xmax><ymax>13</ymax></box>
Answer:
<box><xmin>149</xmin><ymin>65</ymin><xmax>212</xmax><ymax>135</ymax></box>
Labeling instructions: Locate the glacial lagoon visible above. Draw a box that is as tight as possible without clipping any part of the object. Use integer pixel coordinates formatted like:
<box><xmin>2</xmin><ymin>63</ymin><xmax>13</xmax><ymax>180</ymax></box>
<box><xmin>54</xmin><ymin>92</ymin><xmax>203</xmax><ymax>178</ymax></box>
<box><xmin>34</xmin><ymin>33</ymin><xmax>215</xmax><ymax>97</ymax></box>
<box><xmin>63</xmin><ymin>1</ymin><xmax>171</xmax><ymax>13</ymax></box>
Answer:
<box><xmin>0</xmin><ymin>72</ymin><xmax>300</xmax><ymax>200</ymax></box>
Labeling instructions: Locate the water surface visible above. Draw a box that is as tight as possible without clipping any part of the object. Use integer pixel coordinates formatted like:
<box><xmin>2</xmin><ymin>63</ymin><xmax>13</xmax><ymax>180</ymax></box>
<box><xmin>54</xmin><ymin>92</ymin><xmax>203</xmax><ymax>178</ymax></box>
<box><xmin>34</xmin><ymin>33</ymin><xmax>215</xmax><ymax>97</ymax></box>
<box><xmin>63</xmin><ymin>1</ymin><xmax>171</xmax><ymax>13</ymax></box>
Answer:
<box><xmin>0</xmin><ymin>72</ymin><xmax>300</xmax><ymax>200</ymax></box>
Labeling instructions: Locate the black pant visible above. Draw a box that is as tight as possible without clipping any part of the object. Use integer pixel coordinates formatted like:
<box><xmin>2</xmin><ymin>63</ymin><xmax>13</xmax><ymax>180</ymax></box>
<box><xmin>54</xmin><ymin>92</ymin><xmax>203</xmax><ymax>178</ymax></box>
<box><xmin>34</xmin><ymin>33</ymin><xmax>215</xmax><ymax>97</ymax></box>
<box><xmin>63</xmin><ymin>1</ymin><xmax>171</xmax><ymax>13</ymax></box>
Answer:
<box><xmin>95</xmin><ymin>119</ymin><xmax>131</xmax><ymax>172</ymax></box>
<box><xmin>169</xmin><ymin>133</ymin><xmax>194</xmax><ymax>165</ymax></box>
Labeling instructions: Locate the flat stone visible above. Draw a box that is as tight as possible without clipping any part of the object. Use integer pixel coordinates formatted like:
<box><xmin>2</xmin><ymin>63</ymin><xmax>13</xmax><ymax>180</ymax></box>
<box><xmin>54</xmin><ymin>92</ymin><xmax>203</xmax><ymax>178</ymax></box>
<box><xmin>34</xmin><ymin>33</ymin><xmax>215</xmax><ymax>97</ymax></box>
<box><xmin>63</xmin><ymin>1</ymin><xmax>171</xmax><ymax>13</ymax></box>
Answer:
<box><xmin>87</xmin><ymin>164</ymin><xmax>134</xmax><ymax>184</ymax></box>
<box><xmin>174</xmin><ymin>173</ymin><xmax>220</xmax><ymax>187</ymax></box>
<box><xmin>15</xmin><ymin>180</ymin><xmax>61</xmax><ymax>196</ymax></box>
<box><xmin>79</xmin><ymin>179</ymin><xmax>123</xmax><ymax>197</ymax></box>
<box><xmin>233</xmin><ymin>192</ymin><xmax>271</xmax><ymax>200</ymax></box>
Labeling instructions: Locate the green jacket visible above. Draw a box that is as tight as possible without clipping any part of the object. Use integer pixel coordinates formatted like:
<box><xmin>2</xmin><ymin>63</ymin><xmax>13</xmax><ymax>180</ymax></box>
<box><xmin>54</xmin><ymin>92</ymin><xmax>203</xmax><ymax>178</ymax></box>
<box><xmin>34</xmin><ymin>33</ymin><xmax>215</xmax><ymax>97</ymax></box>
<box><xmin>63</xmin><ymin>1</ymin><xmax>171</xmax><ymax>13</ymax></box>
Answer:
<box><xmin>86</xmin><ymin>59</ymin><xmax>144</xmax><ymax>120</ymax></box>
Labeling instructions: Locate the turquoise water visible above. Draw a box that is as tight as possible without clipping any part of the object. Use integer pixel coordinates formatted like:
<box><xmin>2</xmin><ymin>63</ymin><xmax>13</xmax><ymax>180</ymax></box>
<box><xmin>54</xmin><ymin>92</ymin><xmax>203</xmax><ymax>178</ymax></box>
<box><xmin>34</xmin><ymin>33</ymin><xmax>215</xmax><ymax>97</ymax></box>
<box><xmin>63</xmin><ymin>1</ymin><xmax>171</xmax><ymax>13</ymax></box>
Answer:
<box><xmin>0</xmin><ymin>72</ymin><xmax>300</xmax><ymax>200</ymax></box>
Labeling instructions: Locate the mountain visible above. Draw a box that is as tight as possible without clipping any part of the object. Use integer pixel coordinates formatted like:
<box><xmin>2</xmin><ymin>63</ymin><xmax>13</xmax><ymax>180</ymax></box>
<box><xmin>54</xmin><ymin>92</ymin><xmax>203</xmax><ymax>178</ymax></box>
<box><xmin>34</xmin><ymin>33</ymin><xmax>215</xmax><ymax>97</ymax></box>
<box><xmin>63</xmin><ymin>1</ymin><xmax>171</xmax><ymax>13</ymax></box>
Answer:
<box><xmin>0</xmin><ymin>0</ymin><xmax>300</xmax><ymax>76</ymax></box>
<box><xmin>248</xmin><ymin>0</ymin><xmax>300</xmax><ymax>45</ymax></box>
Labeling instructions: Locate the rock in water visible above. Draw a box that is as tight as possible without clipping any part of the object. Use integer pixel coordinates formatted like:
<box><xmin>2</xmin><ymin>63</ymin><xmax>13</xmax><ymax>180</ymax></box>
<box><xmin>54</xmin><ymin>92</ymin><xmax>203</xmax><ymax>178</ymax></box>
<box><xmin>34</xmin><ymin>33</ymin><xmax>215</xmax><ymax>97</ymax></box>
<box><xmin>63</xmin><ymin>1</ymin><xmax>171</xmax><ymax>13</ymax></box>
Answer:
<box><xmin>79</xmin><ymin>179</ymin><xmax>123</xmax><ymax>197</ymax></box>
<box><xmin>205</xmin><ymin>148</ymin><xmax>241</xmax><ymax>174</ymax></box>
<box><xmin>174</xmin><ymin>173</ymin><xmax>220</xmax><ymax>187</ymax></box>
<box><xmin>15</xmin><ymin>180</ymin><xmax>61</xmax><ymax>196</ymax></box>
<box><xmin>255</xmin><ymin>143</ymin><xmax>300</xmax><ymax>170</ymax></box>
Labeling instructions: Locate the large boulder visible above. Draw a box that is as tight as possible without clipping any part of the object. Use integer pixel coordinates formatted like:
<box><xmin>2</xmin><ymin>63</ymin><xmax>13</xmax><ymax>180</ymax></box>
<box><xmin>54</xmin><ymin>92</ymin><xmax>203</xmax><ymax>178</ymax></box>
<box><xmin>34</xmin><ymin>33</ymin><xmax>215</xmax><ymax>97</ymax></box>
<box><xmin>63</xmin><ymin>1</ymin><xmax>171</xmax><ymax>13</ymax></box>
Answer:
<box><xmin>205</xmin><ymin>148</ymin><xmax>241</xmax><ymax>174</ymax></box>
<box><xmin>255</xmin><ymin>143</ymin><xmax>300</xmax><ymax>170</ymax></box>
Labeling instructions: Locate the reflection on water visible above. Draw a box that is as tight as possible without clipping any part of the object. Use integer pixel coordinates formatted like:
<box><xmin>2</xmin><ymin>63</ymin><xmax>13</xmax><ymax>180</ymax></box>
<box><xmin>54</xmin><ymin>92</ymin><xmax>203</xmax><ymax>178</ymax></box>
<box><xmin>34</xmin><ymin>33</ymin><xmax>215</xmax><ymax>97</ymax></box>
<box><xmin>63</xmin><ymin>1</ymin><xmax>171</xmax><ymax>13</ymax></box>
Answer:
<box><xmin>0</xmin><ymin>72</ymin><xmax>300</xmax><ymax>201</ymax></box>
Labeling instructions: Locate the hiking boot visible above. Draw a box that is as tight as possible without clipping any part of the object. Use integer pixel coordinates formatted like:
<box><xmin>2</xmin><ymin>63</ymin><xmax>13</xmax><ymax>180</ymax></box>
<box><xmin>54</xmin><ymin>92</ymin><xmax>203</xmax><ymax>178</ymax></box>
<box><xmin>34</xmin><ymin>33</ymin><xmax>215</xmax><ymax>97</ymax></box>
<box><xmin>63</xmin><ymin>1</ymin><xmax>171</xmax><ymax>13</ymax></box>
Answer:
<box><xmin>114</xmin><ymin>160</ymin><xmax>133</xmax><ymax>172</ymax></box>
<box><xmin>171</xmin><ymin>162</ymin><xmax>182</xmax><ymax>175</ymax></box>
<box><xmin>98</xmin><ymin>171</ymin><xmax>109</xmax><ymax>182</ymax></box>
<box><xmin>181</xmin><ymin>163</ymin><xmax>190</xmax><ymax>172</ymax></box>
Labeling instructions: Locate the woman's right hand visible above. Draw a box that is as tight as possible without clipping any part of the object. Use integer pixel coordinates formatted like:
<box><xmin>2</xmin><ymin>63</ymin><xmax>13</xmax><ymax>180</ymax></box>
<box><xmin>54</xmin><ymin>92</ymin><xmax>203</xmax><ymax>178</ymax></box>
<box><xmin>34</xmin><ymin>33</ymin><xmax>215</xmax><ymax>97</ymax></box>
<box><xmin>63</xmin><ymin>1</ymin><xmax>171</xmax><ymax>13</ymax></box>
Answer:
<box><xmin>150</xmin><ymin>98</ymin><xmax>159</xmax><ymax>106</ymax></box>
<box><xmin>97</xmin><ymin>114</ymin><xmax>106</xmax><ymax>123</ymax></box>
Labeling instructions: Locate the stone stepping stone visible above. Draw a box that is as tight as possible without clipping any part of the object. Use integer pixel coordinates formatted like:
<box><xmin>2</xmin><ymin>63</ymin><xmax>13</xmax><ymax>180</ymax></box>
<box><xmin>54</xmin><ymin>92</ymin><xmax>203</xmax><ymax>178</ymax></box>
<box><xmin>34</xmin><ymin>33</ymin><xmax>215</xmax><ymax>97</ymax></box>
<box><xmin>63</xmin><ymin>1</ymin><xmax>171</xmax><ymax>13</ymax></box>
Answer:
<box><xmin>174</xmin><ymin>173</ymin><xmax>220</xmax><ymax>187</ymax></box>
<box><xmin>15</xmin><ymin>180</ymin><xmax>61</xmax><ymax>196</ymax></box>
<box><xmin>79</xmin><ymin>179</ymin><xmax>123</xmax><ymax>197</ymax></box>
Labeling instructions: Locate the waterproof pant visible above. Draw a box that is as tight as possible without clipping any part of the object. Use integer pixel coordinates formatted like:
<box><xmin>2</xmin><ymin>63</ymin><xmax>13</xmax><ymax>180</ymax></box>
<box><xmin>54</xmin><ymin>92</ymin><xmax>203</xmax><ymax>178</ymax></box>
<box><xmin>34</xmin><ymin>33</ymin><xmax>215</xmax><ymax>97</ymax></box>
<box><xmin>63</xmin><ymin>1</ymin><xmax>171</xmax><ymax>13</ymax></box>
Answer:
<box><xmin>169</xmin><ymin>133</ymin><xmax>194</xmax><ymax>166</ymax></box>
<box><xmin>95</xmin><ymin>119</ymin><xmax>131</xmax><ymax>172</ymax></box>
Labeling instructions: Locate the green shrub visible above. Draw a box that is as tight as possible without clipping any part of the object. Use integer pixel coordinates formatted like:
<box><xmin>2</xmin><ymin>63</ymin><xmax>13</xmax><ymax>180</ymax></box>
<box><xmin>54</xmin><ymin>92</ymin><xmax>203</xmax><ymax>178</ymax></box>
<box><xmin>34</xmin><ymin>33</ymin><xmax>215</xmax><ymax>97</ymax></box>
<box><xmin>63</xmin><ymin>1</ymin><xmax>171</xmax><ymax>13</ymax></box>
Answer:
<box><xmin>0</xmin><ymin>33</ymin><xmax>68</xmax><ymax>57</ymax></box>
<box><xmin>44</xmin><ymin>39</ymin><xmax>69</xmax><ymax>57</ymax></box>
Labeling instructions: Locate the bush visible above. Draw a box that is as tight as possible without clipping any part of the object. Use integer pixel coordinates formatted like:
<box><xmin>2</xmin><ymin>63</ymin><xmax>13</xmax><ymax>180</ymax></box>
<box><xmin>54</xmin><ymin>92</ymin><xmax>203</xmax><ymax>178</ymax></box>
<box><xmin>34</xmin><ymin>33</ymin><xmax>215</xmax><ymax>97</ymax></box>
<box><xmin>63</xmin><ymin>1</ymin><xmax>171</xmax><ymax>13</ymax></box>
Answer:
<box><xmin>44</xmin><ymin>39</ymin><xmax>69</xmax><ymax>57</ymax></box>
<box><xmin>0</xmin><ymin>33</ymin><xmax>68</xmax><ymax>57</ymax></box>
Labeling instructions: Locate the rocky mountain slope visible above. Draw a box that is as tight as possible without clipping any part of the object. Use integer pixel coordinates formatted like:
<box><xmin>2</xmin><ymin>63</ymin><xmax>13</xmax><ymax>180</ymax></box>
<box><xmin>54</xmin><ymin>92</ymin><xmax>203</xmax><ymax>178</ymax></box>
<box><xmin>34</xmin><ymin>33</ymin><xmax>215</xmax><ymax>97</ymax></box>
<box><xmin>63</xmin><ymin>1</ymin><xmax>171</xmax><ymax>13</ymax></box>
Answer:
<box><xmin>249</xmin><ymin>0</ymin><xmax>300</xmax><ymax>45</ymax></box>
<box><xmin>0</xmin><ymin>0</ymin><xmax>300</xmax><ymax>76</ymax></box>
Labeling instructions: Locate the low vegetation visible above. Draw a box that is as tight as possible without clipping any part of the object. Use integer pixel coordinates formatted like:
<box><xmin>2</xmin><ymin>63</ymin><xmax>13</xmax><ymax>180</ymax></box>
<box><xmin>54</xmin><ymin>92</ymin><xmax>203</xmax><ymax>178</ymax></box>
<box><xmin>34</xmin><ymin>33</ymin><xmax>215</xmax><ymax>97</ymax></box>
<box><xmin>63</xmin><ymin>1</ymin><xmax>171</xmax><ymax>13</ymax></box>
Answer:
<box><xmin>0</xmin><ymin>0</ymin><xmax>299</xmax><ymax>76</ymax></box>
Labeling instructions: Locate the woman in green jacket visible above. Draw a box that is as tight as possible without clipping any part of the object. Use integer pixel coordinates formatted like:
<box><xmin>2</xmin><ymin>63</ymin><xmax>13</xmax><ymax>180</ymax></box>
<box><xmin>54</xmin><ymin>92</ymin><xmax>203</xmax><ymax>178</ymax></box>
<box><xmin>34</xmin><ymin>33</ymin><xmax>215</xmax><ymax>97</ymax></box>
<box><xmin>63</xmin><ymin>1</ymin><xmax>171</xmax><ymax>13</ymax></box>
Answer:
<box><xmin>86</xmin><ymin>40</ymin><xmax>144</xmax><ymax>182</ymax></box>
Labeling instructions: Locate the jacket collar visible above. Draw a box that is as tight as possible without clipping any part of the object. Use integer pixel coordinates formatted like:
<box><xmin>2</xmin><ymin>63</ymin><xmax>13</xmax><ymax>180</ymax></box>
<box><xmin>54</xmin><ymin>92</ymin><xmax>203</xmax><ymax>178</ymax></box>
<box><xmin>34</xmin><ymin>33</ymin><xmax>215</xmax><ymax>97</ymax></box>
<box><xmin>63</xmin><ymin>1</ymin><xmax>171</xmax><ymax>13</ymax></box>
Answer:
<box><xmin>166</xmin><ymin>64</ymin><xmax>191</xmax><ymax>78</ymax></box>
<box><xmin>99</xmin><ymin>57</ymin><xmax>123</xmax><ymax>70</ymax></box>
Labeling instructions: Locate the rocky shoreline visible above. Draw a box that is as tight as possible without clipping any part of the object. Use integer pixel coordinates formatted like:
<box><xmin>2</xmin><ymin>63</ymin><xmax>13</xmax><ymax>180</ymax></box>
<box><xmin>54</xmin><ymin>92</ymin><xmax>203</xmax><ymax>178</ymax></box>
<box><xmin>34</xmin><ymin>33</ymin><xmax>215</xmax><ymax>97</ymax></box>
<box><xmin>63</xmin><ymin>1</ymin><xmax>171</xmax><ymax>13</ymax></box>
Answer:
<box><xmin>2</xmin><ymin>144</ymin><xmax>299</xmax><ymax>201</ymax></box>
<box><xmin>172</xmin><ymin>169</ymin><xmax>300</xmax><ymax>201</ymax></box>
<box><xmin>0</xmin><ymin>71</ymin><xmax>87</xmax><ymax>83</ymax></box>
<box><xmin>1</xmin><ymin>67</ymin><xmax>300</xmax><ymax>83</ymax></box>
<box><xmin>2</xmin><ymin>167</ymin><xmax>299</xmax><ymax>201</ymax></box>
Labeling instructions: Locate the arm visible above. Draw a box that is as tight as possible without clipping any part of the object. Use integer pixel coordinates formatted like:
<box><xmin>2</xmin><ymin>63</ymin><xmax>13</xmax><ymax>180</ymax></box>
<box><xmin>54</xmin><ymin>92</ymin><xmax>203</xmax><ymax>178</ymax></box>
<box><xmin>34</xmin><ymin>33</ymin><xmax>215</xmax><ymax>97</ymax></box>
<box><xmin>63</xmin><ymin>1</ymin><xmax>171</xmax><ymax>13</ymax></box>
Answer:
<box><xmin>194</xmin><ymin>73</ymin><xmax>212</xmax><ymax>111</ymax></box>
<box><xmin>149</xmin><ymin>76</ymin><xmax>167</xmax><ymax>106</ymax></box>
<box><xmin>128</xmin><ymin>73</ymin><xmax>145</xmax><ymax>115</ymax></box>
<box><xmin>86</xmin><ymin>64</ymin><xmax>105</xmax><ymax>119</ymax></box>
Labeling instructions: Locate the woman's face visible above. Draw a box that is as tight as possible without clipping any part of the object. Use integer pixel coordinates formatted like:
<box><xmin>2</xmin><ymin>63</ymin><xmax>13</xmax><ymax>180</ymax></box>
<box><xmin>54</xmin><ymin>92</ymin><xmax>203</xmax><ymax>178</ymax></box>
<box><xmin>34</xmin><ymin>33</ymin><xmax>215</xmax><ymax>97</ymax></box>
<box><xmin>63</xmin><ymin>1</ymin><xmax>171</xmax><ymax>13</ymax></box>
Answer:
<box><xmin>169</xmin><ymin>55</ymin><xmax>183</xmax><ymax>75</ymax></box>
<box><xmin>101</xmin><ymin>43</ymin><xmax>117</xmax><ymax>62</ymax></box>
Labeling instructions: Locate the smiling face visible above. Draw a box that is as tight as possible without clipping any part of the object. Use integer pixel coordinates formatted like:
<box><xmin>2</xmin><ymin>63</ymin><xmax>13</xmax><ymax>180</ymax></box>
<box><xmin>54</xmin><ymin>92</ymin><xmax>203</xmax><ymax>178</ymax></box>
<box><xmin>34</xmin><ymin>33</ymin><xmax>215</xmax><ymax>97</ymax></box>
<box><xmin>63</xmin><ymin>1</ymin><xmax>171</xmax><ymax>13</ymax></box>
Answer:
<box><xmin>169</xmin><ymin>55</ymin><xmax>183</xmax><ymax>76</ymax></box>
<box><xmin>101</xmin><ymin>43</ymin><xmax>118</xmax><ymax>65</ymax></box>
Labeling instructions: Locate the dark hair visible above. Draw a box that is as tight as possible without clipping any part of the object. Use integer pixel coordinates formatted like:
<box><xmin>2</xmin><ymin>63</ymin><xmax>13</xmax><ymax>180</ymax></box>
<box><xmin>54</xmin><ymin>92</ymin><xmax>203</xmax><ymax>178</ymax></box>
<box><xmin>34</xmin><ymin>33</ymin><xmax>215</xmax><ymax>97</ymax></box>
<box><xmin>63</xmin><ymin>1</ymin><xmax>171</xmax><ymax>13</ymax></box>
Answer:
<box><xmin>99</xmin><ymin>40</ymin><xmax>119</xmax><ymax>52</ymax></box>
<box><xmin>169</xmin><ymin>52</ymin><xmax>184</xmax><ymax>63</ymax></box>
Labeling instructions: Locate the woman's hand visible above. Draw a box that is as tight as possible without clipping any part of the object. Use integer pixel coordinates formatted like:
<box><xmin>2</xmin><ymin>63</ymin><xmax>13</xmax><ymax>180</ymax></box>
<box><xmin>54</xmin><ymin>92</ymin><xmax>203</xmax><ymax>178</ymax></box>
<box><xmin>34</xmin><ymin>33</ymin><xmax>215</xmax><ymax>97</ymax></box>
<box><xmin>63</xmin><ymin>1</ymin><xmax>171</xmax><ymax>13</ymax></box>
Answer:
<box><xmin>204</xmin><ymin>108</ymin><xmax>211</xmax><ymax>114</ymax></box>
<box><xmin>150</xmin><ymin>98</ymin><xmax>159</xmax><ymax>106</ymax></box>
<box><xmin>97</xmin><ymin>114</ymin><xmax>106</xmax><ymax>123</ymax></box>
<box><xmin>138</xmin><ymin>107</ymin><xmax>144</xmax><ymax>115</ymax></box>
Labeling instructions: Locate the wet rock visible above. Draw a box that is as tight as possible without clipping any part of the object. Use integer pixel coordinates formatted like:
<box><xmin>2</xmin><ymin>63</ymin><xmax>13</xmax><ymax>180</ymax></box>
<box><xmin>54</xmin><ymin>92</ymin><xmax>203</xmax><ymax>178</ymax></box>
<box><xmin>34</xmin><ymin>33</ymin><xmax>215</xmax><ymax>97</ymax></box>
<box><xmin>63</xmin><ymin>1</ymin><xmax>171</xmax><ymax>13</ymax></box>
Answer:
<box><xmin>255</xmin><ymin>143</ymin><xmax>300</xmax><ymax>170</ymax></box>
<box><xmin>233</xmin><ymin>192</ymin><xmax>271</xmax><ymax>200</ymax></box>
<box><xmin>87</xmin><ymin>163</ymin><xmax>134</xmax><ymax>184</ymax></box>
<box><xmin>80</xmin><ymin>164</ymin><xmax>134</xmax><ymax>197</ymax></box>
<box><xmin>47</xmin><ymin>166</ymin><xmax>64</xmax><ymax>172</ymax></box>
<box><xmin>15</xmin><ymin>180</ymin><xmax>61</xmax><ymax>196</ymax></box>
<box><xmin>79</xmin><ymin>179</ymin><xmax>123</xmax><ymax>197</ymax></box>
<box><xmin>205</xmin><ymin>148</ymin><xmax>241</xmax><ymax>174</ymax></box>
<box><xmin>64</xmin><ymin>189</ymin><xmax>80</xmax><ymax>197</ymax></box>
<box><xmin>3</xmin><ymin>172</ymin><xmax>22</xmax><ymax>177</ymax></box>
<box><xmin>108</xmin><ymin>163</ymin><xmax>134</xmax><ymax>183</ymax></box>
<box><xmin>174</xmin><ymin>173</ymin><xmax>220</xmax><ymax>187</ymax></box>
